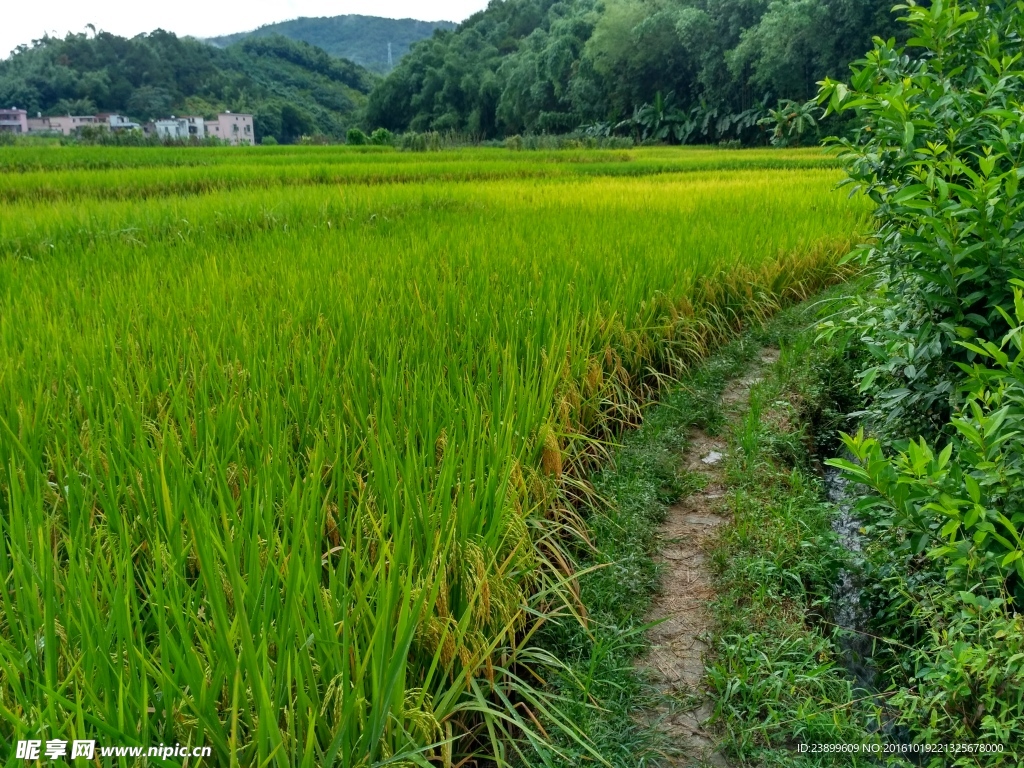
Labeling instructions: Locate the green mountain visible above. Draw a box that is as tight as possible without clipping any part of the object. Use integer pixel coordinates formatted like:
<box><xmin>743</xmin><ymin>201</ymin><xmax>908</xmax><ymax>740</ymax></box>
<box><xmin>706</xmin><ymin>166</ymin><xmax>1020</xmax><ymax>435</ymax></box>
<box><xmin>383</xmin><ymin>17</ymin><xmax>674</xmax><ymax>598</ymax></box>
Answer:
<box><xmin>0</xmin><ymin>30</ymin><xmax>377</xmax><ymax>143</ymax></box>
<box><xmin>365</xmin><ymin>0</ymin><xmax>905</xmax><ymax>141</ymax></box>
<box><xmin>206</xmin><ymin>15</ymin><xmax>456</xmax><ymax>74</ymax></box>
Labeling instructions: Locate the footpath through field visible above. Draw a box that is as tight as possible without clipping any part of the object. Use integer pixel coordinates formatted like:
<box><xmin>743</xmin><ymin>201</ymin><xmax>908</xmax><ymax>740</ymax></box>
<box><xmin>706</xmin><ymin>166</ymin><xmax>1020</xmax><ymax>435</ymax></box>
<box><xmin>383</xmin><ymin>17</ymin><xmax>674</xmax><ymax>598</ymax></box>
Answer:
<box><xmin>642</xmin><ymin>350</ymin><xmax>781</xmax><ymax>767</ymax></box>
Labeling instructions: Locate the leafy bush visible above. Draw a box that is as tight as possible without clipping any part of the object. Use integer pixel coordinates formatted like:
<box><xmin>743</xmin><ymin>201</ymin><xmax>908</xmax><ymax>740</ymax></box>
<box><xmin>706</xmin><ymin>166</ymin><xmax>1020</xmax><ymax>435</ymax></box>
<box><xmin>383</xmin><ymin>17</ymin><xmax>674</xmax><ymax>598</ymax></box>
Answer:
<box><xmin>821</xmin><ymin>1</ymin><xmax>1024</xmax><ymax>760</ymax></box>
<box><xmin>346</xmin><ymin>127</ymin><xmax>367</xmax><ymax>145</ymax></box>
<box><xmin>398</xmin><ymin>131</ymin><xmax>428</xmax><ymax>151</ymax></box>
<box><xmin>867</xmin><ymin>578</ymin><xmax>1024</xmax><ymax>761</ymax></box>
<box><xmin>369</xmin><ymin>127</ymin><xmax>393</xmax><ymax>145</ymax></box>
<box><xmin>261</xmin><ymin>135</ymin><xmax>278</xmax><ymax>146</ymax></box>
<box><xmin>832</xmin><ymin>284</ymin><xmax>1024</xmax><ymax>596</ymax></box>
<box><xmin>820</xmin><ymin>0</ymin><xmax>1024</xmax><ymax>433</ymax></box>
<box><xmin>396</xmin><ymin>131</ymin><xmax>452</xmax><ymax>151</ymax></box>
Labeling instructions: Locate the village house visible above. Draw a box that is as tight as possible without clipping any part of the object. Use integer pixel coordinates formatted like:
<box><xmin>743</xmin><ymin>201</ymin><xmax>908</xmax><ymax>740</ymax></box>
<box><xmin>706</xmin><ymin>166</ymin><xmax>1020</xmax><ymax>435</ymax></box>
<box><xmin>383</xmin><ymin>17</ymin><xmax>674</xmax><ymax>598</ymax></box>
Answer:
<box><xmin>153</xmin><ymin>116</ymin><xmax>205</xmax><ymax>141</ymax></box>
<box><xmin>0</xmin><ymin>107</ymin><xmax>29</xmax><ymax>134</ymax></box>
<box><xmin>207</xmin><ymin>112</ymin><xmax>255</xmax><ymax>146</ymax></box>
<box><xmin>47</xmin><ymin>115</ymin><xmax>100</xmax><ymax>135</ymax></box>
<box><xmin>104</xmin><ymin>114</ymin><xmax>141</xmax><ymax>131</ymax></box>
<box><xmin>27</xmin><ymin>115</ymin><xmax>57</xmax><ymax>133</ymax></box>
<box><xmin>9</xmin><ymin>108</ymin><xmax>254</xmax><ymax>144</ymax></box>
<box><xmin>39</xmin><ymin>114</ymin><xmax>139</xmax><ymax>135</ymax></box>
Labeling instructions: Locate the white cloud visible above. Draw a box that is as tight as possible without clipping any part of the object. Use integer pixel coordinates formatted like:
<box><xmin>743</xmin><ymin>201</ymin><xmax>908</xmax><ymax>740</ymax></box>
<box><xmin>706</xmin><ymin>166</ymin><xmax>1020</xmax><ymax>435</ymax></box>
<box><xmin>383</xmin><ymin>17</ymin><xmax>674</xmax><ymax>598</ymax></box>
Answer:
<box><xmin>1</xmin><ymin>0</ymin><xmax>486</xmax><ymax>59</ymax></box>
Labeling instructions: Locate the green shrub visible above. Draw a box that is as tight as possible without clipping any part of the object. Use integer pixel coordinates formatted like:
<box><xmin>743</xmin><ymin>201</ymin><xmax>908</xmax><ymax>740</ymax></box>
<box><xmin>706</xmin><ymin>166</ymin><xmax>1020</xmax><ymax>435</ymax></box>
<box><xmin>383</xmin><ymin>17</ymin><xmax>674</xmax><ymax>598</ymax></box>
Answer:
<box><xmin>833</xmin><ymin>282</ymin><xmax>1024</xmax><ymax>595</ymax></box>
<box><xmin>396</xmin><ymin>130</ymin><xmax>447</xmax><ymax>151</ymax></box>
<box><xmin>346</xmin><ymin>127</ymin><xmax>367</xmax><ymax>145</ymax></box>
<box><xmin>820</xmin><ymin>0</ymin><xmax>1024</xmax><ymax>433</ymax></box>
<box><xmin>822</xmin><ymin>1</ymin><xmax>1024</xmax><ymax>761</ymax></box>
<box><xmin>261</xmin><ymin>135</ymin><xmax>278</xmax><ymax>146</ymax></box>
<box><xmin>888</xmin><ymin>587</ymin><xmax>1024</xmax><ymax>756</ymax></box>
<box><xmin>369</xmin><ymin>128</ymin><xmax>393</xmax><ymax>145</ymax></box>
<box><xmin>397</xmin><ymin>131</ymin><xmax>425</xmax><ymax>151</ymax></box>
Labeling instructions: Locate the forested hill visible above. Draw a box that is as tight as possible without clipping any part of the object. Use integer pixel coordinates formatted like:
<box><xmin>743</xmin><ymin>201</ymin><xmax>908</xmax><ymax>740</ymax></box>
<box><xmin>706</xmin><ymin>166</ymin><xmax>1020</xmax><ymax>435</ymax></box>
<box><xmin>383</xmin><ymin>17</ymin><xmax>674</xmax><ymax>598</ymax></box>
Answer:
<box><xmin>206</xmin><ymin>16</ymin><xmax>457</xmax><ymax>74</ymax></box>
<box><xmin>365</xmin><ymin>0</ymin><xmax>905</xmax><ymax>140</ymax></box>
<box><xmin>0</xmin><ymin>31</ymin><xmax>377</xmax><ymax>143</ymax></box>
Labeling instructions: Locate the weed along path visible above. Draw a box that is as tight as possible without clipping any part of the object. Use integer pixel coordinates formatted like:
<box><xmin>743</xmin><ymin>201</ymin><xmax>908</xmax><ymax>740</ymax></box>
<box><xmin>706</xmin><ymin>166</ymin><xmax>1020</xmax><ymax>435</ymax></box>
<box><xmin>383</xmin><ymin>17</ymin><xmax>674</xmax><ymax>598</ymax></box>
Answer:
<box><xmin>643</xmin><ymin>349</ymin><xmax>779</xmax><ymax>767</ymax></box>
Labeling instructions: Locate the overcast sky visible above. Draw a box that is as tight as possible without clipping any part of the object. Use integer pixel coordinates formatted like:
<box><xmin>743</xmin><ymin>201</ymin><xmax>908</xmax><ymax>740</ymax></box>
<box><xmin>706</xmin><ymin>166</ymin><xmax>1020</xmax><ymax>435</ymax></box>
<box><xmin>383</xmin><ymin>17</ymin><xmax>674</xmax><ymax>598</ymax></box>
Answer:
<box><xmin>2</xmin><ymin>1</ymin><xmax>489</xmax><ymax>59</ymax></box>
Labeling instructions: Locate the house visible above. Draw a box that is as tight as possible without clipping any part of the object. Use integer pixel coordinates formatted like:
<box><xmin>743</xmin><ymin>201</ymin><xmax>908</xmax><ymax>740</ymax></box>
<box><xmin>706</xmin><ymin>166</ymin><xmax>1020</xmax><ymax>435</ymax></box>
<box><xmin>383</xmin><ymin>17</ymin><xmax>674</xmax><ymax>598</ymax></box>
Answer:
<box><xmin>48</xmin><ymin>115</ymin><xmax>100</xmax><ymax>135</ymax></box>
<box><xmin>105</xmin><ymin>114</ymin><xmax>141</xmax><ymax>131</ymax></box>
<box><xmin>154</xmin><ymin>119</ymin><xmax>185</xmax><ymax>140</ymax></box>
<box><xmin>27</xmin><ymin>115</ymin><xmax>58</xmax><ymax>133</ymax></box>
<box><xmin>182</xmin><ymin>116</ymin><xmax>205</xmax><ymax>138</ymax></box>
<box><xmin>154</xmin><ymin>116</ymin><xmax>205</xmax><ymax>141</ymax></box>
<box><xmin>207</xmin><ymin>112</ymin><xmax>254</xmax><ymax>146</ymax></box>
<box><xmin>15</xmin><ymin>109</ymin><xmax>255</xmax><ymax>145</ymax></box>
<box><xmin>49</xmin><ymin>114</ymin><xmax>139</xmax><ymax>135</ymax></box>
<box><xmin>0</xmin><ymin>108</ymin><xmax>29</xmax><ymax>134</ymax></box>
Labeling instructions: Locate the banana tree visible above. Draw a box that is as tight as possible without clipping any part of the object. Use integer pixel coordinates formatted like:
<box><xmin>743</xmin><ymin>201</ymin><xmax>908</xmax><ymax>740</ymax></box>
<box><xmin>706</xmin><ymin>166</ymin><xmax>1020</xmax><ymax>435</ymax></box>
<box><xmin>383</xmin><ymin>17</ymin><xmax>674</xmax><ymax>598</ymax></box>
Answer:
<box><xmin>758</xmin><ymin>98</ymin><xmax>818</xmax><ymax>146</ymax></box>
<box><xmin>635</xmin><ymin>91</ymin><xmax>673</xmax><ymax>141</ymax></box>
<box><xmin>729</xmin><ymin>95</ymin><xmax>772</xmax><ymax>143</ymax></box>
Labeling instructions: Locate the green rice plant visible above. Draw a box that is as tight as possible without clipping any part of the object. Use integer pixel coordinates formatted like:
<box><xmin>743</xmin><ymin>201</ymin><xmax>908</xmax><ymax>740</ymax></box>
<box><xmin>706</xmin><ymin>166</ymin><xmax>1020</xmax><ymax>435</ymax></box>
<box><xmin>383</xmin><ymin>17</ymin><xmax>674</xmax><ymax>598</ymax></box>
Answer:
<box><xmin>0</xmin><ymin>150</ymin><xmax>866</xmax><ymax>765</ymax></box>
<box><xmin>0</xmin><ymin>145</ymin><xmax>840</xmax><ymax>203</ymax></box>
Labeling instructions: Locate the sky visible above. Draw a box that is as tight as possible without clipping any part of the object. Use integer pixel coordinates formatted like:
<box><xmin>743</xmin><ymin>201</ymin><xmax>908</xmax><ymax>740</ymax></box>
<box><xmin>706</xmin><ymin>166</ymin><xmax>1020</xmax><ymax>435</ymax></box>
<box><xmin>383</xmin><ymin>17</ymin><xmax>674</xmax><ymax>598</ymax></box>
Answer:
<box><xmin>1</xmin><ymin>1</ymin><xmax>490</xmax><ymax>59</ymax></box>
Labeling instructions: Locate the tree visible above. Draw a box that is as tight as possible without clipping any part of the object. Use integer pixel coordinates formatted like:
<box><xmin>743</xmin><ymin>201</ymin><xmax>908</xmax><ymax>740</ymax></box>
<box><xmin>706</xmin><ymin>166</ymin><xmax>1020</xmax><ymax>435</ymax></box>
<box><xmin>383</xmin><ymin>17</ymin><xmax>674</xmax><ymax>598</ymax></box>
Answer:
<box><xmin>126</xmin><ymin>86</ymin><xmax>173</xmax><ymax>121</ymax></box>
<box><xmin>365</xmin><ymin>0</ymin><xmax>904</xmax><ymax>142</ymax></box>
<box><xmin>280</xmin><ymin>104</ymin><xmax>313</xmax><ymax>143</ymax></box>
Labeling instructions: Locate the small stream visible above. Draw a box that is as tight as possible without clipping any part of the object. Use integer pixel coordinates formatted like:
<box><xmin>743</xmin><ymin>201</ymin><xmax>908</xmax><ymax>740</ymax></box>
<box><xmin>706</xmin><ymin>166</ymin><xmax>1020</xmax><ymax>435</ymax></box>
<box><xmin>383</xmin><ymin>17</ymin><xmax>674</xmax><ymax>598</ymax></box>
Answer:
<box><xmin>826</xmin><ymin>465</ymin><xmax>914</xmax><ymax>751</ymax></box>
<box><xmin>825</xmin><ymin>466</ymin><xmax>877</xmax><ymax>693</ymax></box>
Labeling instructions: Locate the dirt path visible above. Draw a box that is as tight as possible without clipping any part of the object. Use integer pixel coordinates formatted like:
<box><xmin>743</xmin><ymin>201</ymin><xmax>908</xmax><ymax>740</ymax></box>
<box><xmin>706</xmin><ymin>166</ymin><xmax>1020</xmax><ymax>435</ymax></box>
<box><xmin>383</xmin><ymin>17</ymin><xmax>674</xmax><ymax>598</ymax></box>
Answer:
<box><xmin>643</xmin><ymin>349</ymin><xmax>779</xmax><ymax>767</ymax></box>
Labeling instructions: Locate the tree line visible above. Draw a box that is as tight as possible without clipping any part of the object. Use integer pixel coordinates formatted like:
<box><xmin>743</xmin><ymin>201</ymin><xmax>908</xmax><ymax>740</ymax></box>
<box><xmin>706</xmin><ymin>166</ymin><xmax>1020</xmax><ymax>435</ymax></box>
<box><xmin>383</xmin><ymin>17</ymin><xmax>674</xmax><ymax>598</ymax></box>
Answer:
<box><xmin>366</xmin><ymin>0</ymin><xmax>906</xmax><ymax>143</ymax></box>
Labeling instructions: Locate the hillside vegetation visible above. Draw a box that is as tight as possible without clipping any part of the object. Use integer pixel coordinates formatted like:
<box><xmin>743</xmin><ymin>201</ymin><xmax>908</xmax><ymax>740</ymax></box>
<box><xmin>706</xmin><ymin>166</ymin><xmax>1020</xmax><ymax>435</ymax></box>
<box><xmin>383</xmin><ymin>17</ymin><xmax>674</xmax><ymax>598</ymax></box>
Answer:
<box><xmin>206</xmin><ymin>15</ymin><xmax>456</xmax><ymax>74</ymax></box>
<box><xmin>0</xmin><ymin>31</ymin><xmax>376</xmax><ymax>143</ymax></box>
<box><xmin>366</xmin><ymin>0</ymin><xmax>904</xmax><ymax>140</ymax></box>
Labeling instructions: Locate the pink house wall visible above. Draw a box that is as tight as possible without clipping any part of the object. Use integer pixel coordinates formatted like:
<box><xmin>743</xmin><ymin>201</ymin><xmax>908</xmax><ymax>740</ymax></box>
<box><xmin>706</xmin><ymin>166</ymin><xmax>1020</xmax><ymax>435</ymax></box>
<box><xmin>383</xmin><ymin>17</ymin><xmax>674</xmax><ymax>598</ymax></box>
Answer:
<box><xmin>0</xmin><ymin>108</ymin><xmax>29</xmax><ymax>134</ymax></box>
<box><xmin>208</xmin><ymin>113</ymin><xmax>255</xmax><ymax>146</ymax></box>
<box><xmin>47</xmin><ymin>116</ymin><xmax>100</xmax><ymax>136</ymax></box>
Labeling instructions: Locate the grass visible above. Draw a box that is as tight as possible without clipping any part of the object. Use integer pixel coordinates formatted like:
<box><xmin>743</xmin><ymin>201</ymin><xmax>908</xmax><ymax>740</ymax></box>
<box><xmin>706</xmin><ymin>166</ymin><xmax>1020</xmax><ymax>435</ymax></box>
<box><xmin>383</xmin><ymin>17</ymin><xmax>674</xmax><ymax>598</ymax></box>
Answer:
<box><xmin>702</xmin><ymin>289</ymin><xmax>912</xmax><ymax>766</ymax></box>
<box><xmin>0</xmin><ymin>146</ymin><xmax>867</xmax><ymax>766</ymax></box>
<box><xmin>526</xmin><ymin>326</ymin><xmax>773</xmax><ymax>766</ymax></box>
<box><xmin>523</xmin><ymin>289</ymin><xmax>894</xmax><ymax>767</ymax></box>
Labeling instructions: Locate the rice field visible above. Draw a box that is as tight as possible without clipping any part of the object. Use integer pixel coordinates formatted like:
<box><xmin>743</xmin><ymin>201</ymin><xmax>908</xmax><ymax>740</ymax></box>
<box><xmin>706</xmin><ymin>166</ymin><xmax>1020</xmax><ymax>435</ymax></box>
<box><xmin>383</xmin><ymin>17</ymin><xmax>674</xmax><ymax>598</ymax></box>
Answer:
<box><xmin>0</xmin><ymin>145</ymin><xmax>839</xmax><ymax>203</ymax></box>
<box><xmin>0</xmin><ymin>146</ymin><xmax>866</xmax><ymax>765</ymax></box>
